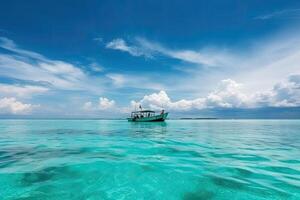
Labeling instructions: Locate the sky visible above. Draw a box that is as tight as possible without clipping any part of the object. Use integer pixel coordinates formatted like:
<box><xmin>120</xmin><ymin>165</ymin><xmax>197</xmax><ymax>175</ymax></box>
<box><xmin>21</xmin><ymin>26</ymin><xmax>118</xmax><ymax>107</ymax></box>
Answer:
<box><xmin>0</xmin><ymin>0</ymin><xmax>300</xmax><ymax>118</ymax></box>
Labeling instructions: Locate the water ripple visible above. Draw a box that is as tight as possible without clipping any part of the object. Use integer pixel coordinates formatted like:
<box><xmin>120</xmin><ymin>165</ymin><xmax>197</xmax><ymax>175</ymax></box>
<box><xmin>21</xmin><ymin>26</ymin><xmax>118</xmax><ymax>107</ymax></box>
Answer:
<box><xmin>0</xmin><ymin>119</ymin><xmax>299</xmax><ymax>199</ymax></box>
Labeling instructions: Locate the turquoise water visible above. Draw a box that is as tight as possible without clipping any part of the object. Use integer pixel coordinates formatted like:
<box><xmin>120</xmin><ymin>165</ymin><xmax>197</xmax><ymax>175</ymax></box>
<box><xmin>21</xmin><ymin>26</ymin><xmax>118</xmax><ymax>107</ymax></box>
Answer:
<box><xmin>0</xmin><ymin>120</ymin><xmax>299</xmax><ymax>200</ymax></box>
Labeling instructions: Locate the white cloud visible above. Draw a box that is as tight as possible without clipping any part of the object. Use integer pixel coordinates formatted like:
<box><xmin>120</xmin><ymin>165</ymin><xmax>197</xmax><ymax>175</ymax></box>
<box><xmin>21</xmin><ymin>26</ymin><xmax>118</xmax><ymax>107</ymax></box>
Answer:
<box><xmin>106</xmin><ymin>37</ymin><xmax>235</xmax><ymax>67</ymax></box>
<box><xmin>106</xmin><ymin>38</ymin><xmax>131</xmax><ymax>52</ymax></box>
<box><xmin>2</xmin><ymin>28</ymin><xmax>300</xmax><ymax>115</ymax></box>
<box><xmin>89</xmin><ymin>62</ymin><xmax>104</xmax><ymax>72</ymax></box>
<box><xmin>0</xmin><ymin>37</ymin><xmax>46</xmax><ymax>60</ymax></box>
<box><xmin>106</xmin><ymin>73</ymin><xmax>126</xmax><ymax>87</ymax></box>
<box><xmin>164</xmin><ymin>50</ymin><xmax>216</xmax><ymax>66</ymax></box>
<box><xmin>138</xmin><ymin>90</ymin><xmax>172</xmax><ymax>110</ymax></box>
<box><xmin>105</xmin><ymin>34</ymin><xmax>300</xmax><ymax>97</ymax></box>
<box><xmin>136</xmin><ymin>90</ymin><xmax>204</xmax><ymax>111</ymax></box>
<box><xmin>82</xmin><ymin>101</ymin><xmax>93</xmax><ymax>111</ymax></box>
<box><xmin>0</xmin><ymin>37</ymin><xmax>104</xmax><ymax>93</ymax></box>
<box><xmin>38</xmin><ymin>61</ymin><xmax>85</xmax><ymax>77</ymax></box>
<box><xmin>132</xmin><ymin>75</ymin><xmax>300</xmax><ymax>111</ymax></box>
<box><xmin>205</xmin><ymin>79</ymin><xmax>249</xmax><ymax>108</ymax></box>
<box><xmin>136</xmin><ymin>38</ymin><xmax>235</xmax><ymax>67</ymax></box>
<box><xmin>82</xmin><ymin>97</ymin><xmax>115</xmax><ymax>111</ymax></box>
<box><xmin>98</xmin><ymin>97</ymin><xmax>115</xmax><ymax>110</ymax></box>
<box><xmin>255</xmin><ymin>74</ymin><xmax>300</xmax><ymax>107</ymax></box>
<box><xmin>0</xmin><ymin>84</ymin><xmax>48</xmax><ymax>97</ymax></box>
<box><xmin>135</xmin><ymin>79</ymin><xmax>249</xmax><ymax>111</ymax></box>
<box><xmin>0</xmin><ymin>97</ymin><xmax>36</xmax><ymax>114</ymax></box>
<box><xmin>0</xmin><ymin>54</ymin><xmax>84</xmax><ymax>90</ymax></box>
<box><xmin>132</xmin><ymin>90</ymin><xmax>204</xmax><ymax>111</ymax></box>
<box><xmin>106</xmin><ymin>38</ymin><xmax>152</xmax><ymax>58</ymax></box>
<box><xmin>80</xmin><ymin>75</ymin><xmax>300</xmax><ymax>116</ymax></box>
<box><xmin>255</xmin><ymin>9</ymin><xmax>300</xmax><ymax>20</ymax></box>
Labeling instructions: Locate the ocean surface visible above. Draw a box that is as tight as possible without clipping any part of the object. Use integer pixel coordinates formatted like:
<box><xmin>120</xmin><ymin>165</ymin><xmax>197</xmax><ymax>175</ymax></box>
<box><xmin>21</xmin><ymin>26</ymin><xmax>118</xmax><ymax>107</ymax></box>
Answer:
<box><xmin>0</xmin><ymin>119</ymin><xmax>299</xmax><ymax>200</ymax></box>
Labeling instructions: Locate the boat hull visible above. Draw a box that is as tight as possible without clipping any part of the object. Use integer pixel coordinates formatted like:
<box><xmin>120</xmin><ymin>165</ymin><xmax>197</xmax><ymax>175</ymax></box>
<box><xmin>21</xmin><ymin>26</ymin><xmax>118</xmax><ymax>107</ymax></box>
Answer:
<box><xmin>127</xmin><ymin>113</ymin><xmax>168</xmax><ymax>122</ymax></box>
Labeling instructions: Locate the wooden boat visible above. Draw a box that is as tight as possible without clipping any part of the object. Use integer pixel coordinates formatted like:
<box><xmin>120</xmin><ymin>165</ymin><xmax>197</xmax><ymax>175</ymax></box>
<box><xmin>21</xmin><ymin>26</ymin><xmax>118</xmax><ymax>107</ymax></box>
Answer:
<box><xmin>127</xmin><ymin>110</ymin><xmax>168</xmax><ymax>122</ymax></box>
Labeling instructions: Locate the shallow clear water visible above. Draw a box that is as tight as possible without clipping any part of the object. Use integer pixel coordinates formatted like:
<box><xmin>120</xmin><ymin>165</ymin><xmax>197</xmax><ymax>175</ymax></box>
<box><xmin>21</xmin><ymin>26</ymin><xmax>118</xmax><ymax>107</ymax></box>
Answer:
<box><xmin>0</xmin><ymin>120</ymin><xmax>299</xmax><ymax>200</ymax></box>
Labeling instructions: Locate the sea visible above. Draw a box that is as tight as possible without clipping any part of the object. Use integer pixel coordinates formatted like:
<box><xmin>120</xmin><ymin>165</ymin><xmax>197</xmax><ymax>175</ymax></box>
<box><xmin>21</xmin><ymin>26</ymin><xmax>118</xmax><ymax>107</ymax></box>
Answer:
<box><xmin>0</xmin><ymin>119</ymin><xmax>299</xmax><ymax>200</ymax></box>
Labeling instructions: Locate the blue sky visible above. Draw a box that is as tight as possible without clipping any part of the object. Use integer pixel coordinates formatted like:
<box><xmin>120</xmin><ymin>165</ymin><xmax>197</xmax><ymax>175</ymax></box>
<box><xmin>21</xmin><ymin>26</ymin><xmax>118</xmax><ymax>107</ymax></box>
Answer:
<box><xmin>0</xmin><ymin>0</ymin><xmax>300</xmax><ymax>118</ymax></box>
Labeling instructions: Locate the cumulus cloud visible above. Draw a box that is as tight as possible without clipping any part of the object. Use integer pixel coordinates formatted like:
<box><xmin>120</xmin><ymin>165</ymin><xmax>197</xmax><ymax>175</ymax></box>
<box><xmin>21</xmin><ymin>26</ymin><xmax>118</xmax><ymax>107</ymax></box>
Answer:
<box><xmin>134</xmin><ymin>79</ymin><xmax>249</xmax><ymax>111</ymax></box>
<box><xmin>205</xmin><ymin>79</ymin><xmax>249</xmax><ymax>108</ymax></box>
<box><xmin>105</xmin><ymin>34</ymin><xmax>300</xmax><ymax>97</ymax></box>
<box><xmin>132</xmin><ymin>75</ymin><xmax>300</xmax><ymax>111</ymax></box>
<box><xmin>80</xmin><ymin>75</ymin><xmax>300</xmax><ymax>115</ymax></box>
<box><xmin>0</xmin><ymin>97</ymin><xmax>36</xmax><ymax>114</ymax></box>
<box><xmin>98</xmin><ymin>97</ymin><xmax>115</xmax><ymax>110</ymax></box>
<box><xmin>134</xmin><ymin>91</ymin><xmax>202</xmax><ymax>111</ymax></box>
<box><xmin>83</xmin><ymin>97</ymin><xmax>115</xmax><ymax>111</ymax></box>
<box><xmin>132</xmin><ymin>91</ymin><xmax>200</xmax><ymax>111</ymax></box>
<box><xmin>255</xmin><ymin>74</ymin><xmax>300</xmax><ymax>107</ymax></box>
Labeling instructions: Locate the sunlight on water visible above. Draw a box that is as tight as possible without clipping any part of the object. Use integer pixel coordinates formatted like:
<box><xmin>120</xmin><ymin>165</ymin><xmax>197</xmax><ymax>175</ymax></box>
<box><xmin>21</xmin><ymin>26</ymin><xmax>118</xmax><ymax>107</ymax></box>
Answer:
<box><xmin>0</xmin><ymin>120</ymin><xmax>299</xmax><ymax>199</ymax></box>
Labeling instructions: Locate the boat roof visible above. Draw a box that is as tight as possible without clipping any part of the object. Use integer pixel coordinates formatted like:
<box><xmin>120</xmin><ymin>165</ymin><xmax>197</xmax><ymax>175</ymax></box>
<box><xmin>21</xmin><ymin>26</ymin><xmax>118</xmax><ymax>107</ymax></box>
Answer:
<box><xmin>132</xmin><ymin>110</ymin><xmax>155</xmax><ymax>113</ymax></box>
